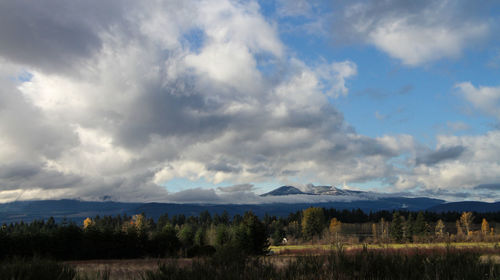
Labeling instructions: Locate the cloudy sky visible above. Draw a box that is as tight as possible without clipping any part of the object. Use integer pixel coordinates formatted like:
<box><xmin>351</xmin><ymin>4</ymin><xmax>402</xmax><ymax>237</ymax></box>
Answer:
<box><xmin>0</xmin><ymin>0</ymin><xmax>499</xmax><ymax>203</ymax></box>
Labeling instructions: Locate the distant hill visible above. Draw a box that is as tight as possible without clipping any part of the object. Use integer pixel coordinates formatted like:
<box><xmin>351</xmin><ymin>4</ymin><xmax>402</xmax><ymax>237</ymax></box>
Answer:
<box><xmin>0</xmin><ymin>200</ymin><xmax>142</xmax><ymax>224</ymax></box>
<box><xmin>427</xmin><ymin>201</ymin><xmax>500</xmax><ymax>213</ymax></box>
<box><xmin>0</xmin><ymin>196</ymin><xmax>446</xmax><ymax>224</ymax></box>
<box><xmin>9</xmin><ymin>185</ymin><xmax>500</xmax><ymax>224</ymax></box>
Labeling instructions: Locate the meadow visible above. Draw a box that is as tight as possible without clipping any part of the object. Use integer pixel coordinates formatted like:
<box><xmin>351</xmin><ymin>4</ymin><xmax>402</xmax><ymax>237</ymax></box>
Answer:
<box><xmin>269</xmin><ymin>241</ymin><xmax>500</xmax><ymax>255</ymax></box>
<box><xmin>2</xmin><ymin>244</ymin><xmax>498</xmax><ymax>280</ymax></box>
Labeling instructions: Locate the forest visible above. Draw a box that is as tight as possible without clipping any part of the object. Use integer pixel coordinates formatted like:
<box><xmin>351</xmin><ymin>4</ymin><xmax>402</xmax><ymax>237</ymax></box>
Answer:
<box><xmin>1</xmin><ymin>207</ymin><xmax>500</xmax><ymax>261</ymax></box>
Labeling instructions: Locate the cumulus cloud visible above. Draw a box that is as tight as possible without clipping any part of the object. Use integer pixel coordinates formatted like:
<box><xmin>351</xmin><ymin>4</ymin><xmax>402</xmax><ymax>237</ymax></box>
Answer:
<box><xmin>334</xmin><ymin>0</ymin><xmax>490</xmax><ymax>66</ymax></box>
<box><xmin>0</xmin><ymin>0</ymin><xmax>414</xmax><ymax>203</ymax></box>
<box><xmin>392</xmin><ymin>131</ymin><xmax>500</xmax><ymax>201</ymax></box>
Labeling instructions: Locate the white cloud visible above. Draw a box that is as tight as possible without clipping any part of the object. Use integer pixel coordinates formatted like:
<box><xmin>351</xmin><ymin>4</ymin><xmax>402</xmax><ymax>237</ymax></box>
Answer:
<box><xmin>337</xmin><ymin>1</ymin><xmax>490</xmax><ymax>66</ymax></box>
<box><xmin>275</xmin><ymin>0</ymin><xmax>313</xmax><ymax>18</ymax></box>
<box><xmin>316</xmin><ymin>61</ymin><xmax>357</xmax><ymax>98</ymax></box>
<box><xmin>368</xmin><ymin>21</ymin><xmax>487</xmax><ymax>66</ymax></box>
<box><xmin>392</xmin><ymin>131</ymin><xmax>500</xmax><ymax>201</ymax></box>
<box><xmin>455</xmin><ymin>82</ymin><xmax>500</xmax><ymax>120</ymax></box>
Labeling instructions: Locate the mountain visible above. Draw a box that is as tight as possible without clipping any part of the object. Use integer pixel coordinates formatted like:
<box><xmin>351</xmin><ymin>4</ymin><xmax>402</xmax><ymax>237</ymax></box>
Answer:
<box><xmin>427</xmin><ymin>201</ymin><xmax>500</xmax><ymax>213</ymax></box>
<box><xmin>261</xmin><ymin>185</ymin><xmax>364</xmax><ymax>196</ymax></box>
<box><xmin>307</xmin><ymin>186</ymin><xmax>364</xmax><ymax>196</ymax></box>
<box><xmin>260</xmin><ymin>186</ymin><xmax>306</xmax><ymax>196</ymax></box>
<box><xmin>4</xmin><ymin>186</ymin><xmax>498</xmax><ymax>224</ymax></box>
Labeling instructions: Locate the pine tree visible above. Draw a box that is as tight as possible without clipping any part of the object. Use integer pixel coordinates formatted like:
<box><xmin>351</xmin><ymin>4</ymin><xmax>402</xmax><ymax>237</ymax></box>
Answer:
<box><xmin>405</xmin><ymin>213</ymin><xmax>414</xmax><ymax>241</ymax></box>
<box><xmin>390</xmin><ymin>212</ymin><xmax>403</xmax><ymax>242</ymax></box>
<box><xmin>234</xmin><ymin>212</ymin><xmax>269</xmax><ymax>255</ymax></box>
<box><xmin>414</xmin><ymin>212</ymin><xmax>427</xmax><ymax>236</ymax></box>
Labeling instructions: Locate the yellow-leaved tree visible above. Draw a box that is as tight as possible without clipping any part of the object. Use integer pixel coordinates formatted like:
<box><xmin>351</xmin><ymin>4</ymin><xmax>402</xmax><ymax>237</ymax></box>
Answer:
<box><xmin>83</xmin><ymin>217</ymin><xmax>94</xmax><ymax>230</ymax></box>
<box><xmin>329</xmin><ymin>218</ymin><xmax>342</xmax><ymax>235</ymax></box>
<box><xmin>435</xmin><ymin>219</ymin><xmax>445</xmax><ymax>236</ymax></box>
<box><xmin>481</xmin><ymin>218</ymin><xmax>489</xmax><ymax>235</ymax></box>
<box><xmin>459</xmin><ymin>212</ymin><xmax>474</xmax><ymax>236</ymax></box>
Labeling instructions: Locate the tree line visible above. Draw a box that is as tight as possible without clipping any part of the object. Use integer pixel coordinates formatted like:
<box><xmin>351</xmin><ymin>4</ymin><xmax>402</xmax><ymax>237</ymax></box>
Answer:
<box><xmin>0</xmin><ymin>208</ymin><xmax>499</xmax><ymax>260</ymax></box>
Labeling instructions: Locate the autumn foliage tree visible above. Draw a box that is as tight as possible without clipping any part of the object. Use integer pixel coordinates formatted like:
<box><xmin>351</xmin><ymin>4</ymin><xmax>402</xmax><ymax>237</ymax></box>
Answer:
<box><xmin>481</xmin><ymin>218</ymin><xmax>489</xmax><ymax>236</ymax></box>
<box><xmin>83</xmin><ymin>217</ymin><xmax>94</xmax><ymax>230</ymax></box>
<box><xmin>435</xmin><ymin>219</ymin><xmax>445</xmax><ymax>237</ymax></box>
<box><xmin>329</xmin><ymin>218</ymin><xmax>342</xmax><ymax>236</ymax></box>
<box><xmin>459</xmin><ymin>212</ymin><xmax>474</xmax><ymax>236</ymax></box>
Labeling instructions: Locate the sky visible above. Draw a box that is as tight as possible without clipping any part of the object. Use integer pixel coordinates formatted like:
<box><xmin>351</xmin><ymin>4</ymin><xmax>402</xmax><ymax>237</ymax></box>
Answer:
<box><xmin>0</xmin><ymin>0</ymin><xmax>500</xmax><ymax>203</ymax></box>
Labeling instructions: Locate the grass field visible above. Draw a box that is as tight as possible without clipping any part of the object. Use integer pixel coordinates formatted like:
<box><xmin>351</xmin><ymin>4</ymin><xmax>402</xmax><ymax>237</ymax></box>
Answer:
<box><xmin>270</xmin><ymin>242</ymin><xmax>500</xmax><ymax>254</ymax></box>
<box><xmin>60</xmin><ymin>242</ymin><xmax>500</xmax><ymax>279</ymax></box>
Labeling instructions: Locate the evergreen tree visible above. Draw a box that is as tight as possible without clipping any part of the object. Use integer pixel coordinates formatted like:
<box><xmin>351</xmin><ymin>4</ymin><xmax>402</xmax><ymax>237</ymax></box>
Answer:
<box><xmin>405</xmin><ymin>213</ymin><xmax>414</xmax><ymax>241</ymax></box>
<box><xmin>234</xmin><ymin>212</ymin><xmax>269</xmax><ymax>255</ymax></box>
<box><xmin>414</xmin><ymin>212</ymin><xmax>427</xmax><ymax>236</ymax></box>
<box><xmin>390</xmin><ymin>212</ymin><xmax>403</xmax><ymax>242</ymax></box>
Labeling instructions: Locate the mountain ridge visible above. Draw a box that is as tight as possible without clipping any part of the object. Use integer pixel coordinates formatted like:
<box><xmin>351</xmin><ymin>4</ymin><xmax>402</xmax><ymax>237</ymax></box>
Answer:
<box><xmin>261</xmin><ymin>185</ymin><xmax>365</xmax><ymax>196</ymax></box>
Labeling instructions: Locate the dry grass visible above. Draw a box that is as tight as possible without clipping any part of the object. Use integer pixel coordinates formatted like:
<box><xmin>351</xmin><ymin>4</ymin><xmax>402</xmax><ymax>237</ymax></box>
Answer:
<box><xmin>65</xmin><ymin>243</ymin><xmax>500</xmax><ymax>279</ymax></box>
<box><xmin>65</xmin><ymin>258</ymin><xmax>192</xmax><ymax>280</ymax></box>
<box><xmin>270</xmin><ymin>242</ymin><xmax>500</xmax><ymax>255</ymax></box>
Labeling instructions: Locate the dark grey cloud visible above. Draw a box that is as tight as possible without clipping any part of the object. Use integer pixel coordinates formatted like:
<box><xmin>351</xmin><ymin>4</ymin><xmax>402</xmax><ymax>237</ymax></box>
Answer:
<box><xmin>416</xmin><ymin>146</ymin><xmax>466</xmax><ymax>166</ymax></box>
<box><xmin>207</xmin><ymin>160</ymin><xmax>242</xmax><ymax>174</ymax></box>
<box><xmin>0</xmin><ymin>0</ymin><xmax>135</xmax><ymax>74</ymax></box>
<box><xmin>474</xmin><ymin>183</ymin><xmax>500</xmax><ymax>191</ymax></box>
<box><xmin>114</xmin><ymin>83</ymin><xmax>231</xmax><ymax>148</ymax></box>
<box><xmin>0</xmin><ymin>163</ymin><xmax>40</xmax><ymax>180</ymax></box>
